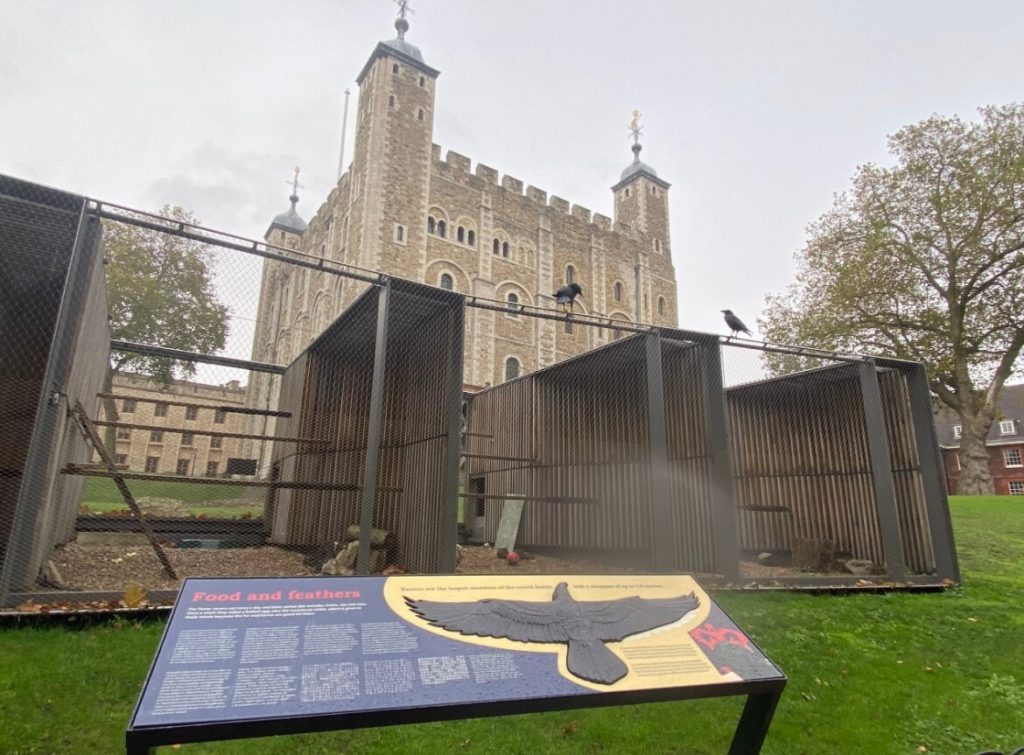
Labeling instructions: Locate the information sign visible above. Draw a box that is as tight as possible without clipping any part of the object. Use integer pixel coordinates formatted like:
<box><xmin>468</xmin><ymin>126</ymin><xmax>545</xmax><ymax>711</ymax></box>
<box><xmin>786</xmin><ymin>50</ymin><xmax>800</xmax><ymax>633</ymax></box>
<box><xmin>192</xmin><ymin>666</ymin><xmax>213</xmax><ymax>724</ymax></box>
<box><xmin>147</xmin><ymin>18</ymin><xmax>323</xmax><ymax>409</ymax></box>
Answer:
<box><xmin>127</xmin><ymin>575</ymin><xmax>785</xmax><ymax>754</ymax></box>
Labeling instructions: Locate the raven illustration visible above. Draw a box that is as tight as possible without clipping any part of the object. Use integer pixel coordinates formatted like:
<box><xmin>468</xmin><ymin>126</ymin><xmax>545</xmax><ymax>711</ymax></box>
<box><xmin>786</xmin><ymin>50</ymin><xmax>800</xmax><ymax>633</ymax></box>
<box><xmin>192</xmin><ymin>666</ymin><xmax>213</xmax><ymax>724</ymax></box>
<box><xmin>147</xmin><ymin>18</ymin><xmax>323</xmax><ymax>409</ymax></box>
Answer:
<box><xmin>404</xmin><ymin>582</ymin><xmax>699</xmax><ymax>685</ymax></box>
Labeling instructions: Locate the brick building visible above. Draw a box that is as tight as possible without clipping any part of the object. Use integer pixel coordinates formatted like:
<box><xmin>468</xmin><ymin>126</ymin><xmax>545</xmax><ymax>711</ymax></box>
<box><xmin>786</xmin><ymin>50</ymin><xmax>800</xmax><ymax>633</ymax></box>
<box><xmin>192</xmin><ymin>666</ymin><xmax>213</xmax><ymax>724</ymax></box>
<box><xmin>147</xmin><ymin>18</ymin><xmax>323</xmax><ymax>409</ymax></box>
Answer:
<box><xmin>935</xmin><ymin>384</ymin><xmax>1024</xmax><ymax>496</ymax></box>
<box><xmin>243</xmin><ymin>10</ymin><xmax>680</xmax><ymax>465</ymax></box>
<box><xmin>99</xmin><ymin>374</ymin><xmax>247</xmax><ymax>477</ymax></box>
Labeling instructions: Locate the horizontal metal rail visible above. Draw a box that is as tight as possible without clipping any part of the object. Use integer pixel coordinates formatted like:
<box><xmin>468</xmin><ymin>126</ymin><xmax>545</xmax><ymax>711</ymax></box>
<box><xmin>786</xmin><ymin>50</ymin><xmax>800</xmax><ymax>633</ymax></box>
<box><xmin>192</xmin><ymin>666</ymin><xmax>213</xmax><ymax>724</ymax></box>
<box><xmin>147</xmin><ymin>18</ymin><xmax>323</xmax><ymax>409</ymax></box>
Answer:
<box><xmin>63</xmin><ymin>466</ymin><xmax>401</xmax><ymax>492</ymax></box>
<box><xmin>90</xmin><ymin>202</ymin><xmax>383</xmax><ymax>284</ymax></box>
<box><xmin>458</xmin><ymin>493</ymin><xmax>599</xmax><ymax>504</ymax></box>
<box><xmin>111</xmin><ymin>340</ymin><xmax>286</xmax><ymax>374</ymax></box>
<box><xmin>92</xmin><ymin>419</ymin><xmax>329</xmax><ymax>445</ymax></box>
<box><xmin>98</xmin><ymin>392</ymin><xmax>291</xmax><ymax>418</ymax></box>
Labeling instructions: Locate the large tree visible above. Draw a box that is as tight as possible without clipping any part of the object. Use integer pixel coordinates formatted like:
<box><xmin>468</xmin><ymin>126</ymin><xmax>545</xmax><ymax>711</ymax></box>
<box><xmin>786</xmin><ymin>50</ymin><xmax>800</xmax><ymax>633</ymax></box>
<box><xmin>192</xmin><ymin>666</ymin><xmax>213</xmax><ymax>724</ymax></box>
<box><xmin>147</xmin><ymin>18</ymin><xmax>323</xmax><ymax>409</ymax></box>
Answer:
<box><xmin>104</xmin><ymin>206</ymin><xmax>229</xmax><ymax>383</ymax></box>
<box><xmin>760</xmin><ymin>104</ymin><xmax>1024</xmax><ymax>494</ymax></box>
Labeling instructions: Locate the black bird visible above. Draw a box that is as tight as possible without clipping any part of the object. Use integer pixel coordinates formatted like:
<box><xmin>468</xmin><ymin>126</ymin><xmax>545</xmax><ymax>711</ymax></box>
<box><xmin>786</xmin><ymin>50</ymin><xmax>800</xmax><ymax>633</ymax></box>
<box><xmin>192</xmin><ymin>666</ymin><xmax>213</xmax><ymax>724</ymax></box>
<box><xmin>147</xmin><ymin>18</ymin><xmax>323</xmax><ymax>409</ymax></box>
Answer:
<box><xmin>405</xmin><ymin>582</ymin><xmax>699</xmax><ymax>685</ymax></box>
<box><xmin>721</xmin><ymin>309</ymin><xmax>752</xmax><ymax>338</ymax></box>
<box><xmin>553</xmin><ymin>282</ymin><xmax>583</xmax><ymax>314</ymax></box>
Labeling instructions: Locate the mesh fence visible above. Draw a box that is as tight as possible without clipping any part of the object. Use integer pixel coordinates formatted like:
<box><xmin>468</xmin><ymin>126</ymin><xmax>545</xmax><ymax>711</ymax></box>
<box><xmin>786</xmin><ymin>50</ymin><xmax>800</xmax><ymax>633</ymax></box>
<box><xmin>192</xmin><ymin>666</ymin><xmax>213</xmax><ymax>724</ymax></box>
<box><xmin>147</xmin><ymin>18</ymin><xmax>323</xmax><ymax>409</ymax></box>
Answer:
<box><xmin>0</xmin><ymin>176</ymin><xmax>958</xmax><ymax>610</ymax></box>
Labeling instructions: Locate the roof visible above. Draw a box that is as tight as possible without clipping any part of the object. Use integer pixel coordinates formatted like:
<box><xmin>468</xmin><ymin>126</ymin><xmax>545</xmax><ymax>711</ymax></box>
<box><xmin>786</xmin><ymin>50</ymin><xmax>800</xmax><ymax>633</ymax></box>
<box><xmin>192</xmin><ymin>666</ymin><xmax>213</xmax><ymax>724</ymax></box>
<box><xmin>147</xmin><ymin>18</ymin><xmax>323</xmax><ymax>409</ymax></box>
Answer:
<box><xmin>935</xmin><ymin>383</ymin><xmax>1024</xmax><ymax>448</ymax></box>
<box><xmin>268</xmin><ymin>196</ymin><xmax>307</xmax><ymax>235</ymax></box>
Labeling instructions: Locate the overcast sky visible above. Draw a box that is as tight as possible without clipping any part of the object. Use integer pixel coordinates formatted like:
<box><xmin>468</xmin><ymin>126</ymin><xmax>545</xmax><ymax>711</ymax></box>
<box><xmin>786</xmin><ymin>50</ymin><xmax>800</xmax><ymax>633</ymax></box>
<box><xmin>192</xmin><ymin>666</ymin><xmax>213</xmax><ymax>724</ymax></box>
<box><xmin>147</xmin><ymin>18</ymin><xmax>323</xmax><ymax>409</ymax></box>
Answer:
<box><xmin>3</xmin><ymin>0</ymin><xmax>1023</xmax><ymax>344</ymax></box>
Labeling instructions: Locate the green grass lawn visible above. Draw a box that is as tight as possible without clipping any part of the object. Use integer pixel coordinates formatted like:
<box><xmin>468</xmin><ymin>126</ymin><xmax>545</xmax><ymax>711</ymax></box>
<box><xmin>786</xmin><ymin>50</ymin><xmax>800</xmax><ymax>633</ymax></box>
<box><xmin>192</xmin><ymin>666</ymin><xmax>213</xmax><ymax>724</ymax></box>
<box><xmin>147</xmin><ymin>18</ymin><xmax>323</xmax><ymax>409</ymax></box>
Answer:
<box><xmin>78</xmin><ymin>477</ymin><xmax>264</xmax><ymax>519</ymax></box>
<box><xmin>1</xmin><ymin>495</ymin><xmax>1021</xmax><ymax>754</ymax></box>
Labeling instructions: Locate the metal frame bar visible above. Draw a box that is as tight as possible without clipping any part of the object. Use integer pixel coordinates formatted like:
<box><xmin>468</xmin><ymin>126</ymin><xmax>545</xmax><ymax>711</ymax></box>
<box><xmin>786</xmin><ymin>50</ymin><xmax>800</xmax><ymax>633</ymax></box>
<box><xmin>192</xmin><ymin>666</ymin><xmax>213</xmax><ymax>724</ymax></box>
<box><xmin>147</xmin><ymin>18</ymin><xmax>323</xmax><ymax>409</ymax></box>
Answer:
<box><xmin>903</xmin><ymin>363</ymin><xmax>960</xmax><ymax>581</ymax></box>
<box><xmin>699</xmin><ymin>340</ymin><xmax>740</xmax><ymax>582</ymax></box>
<box><xmin>97</xmin><ymin>392</ymin><xmax>291</xmax><ymax>418</ymax></box>
<box><xmin>111</xmin><ymin>340</ymin><xmax>285</xmax><ymax>375</ymax></box>
<box><xmin>91</xmin><ymin>419</ymin><xmax>328</xmax><ymax>445</ymax></box>
<box><xmin>644</xmin><ymin>332</ymin><xmax>674</xmax><ymax>571</ymax></box>
<box><xmin>356</xmin><ymin>281</ymin><xmax>391</xmax><ymax>576</ymax></box>
<box><xmin>437</xmin><ymin>299</ymin><xmax>466</xmax><ymax>572</ymax></box>
<box><xmin>857</xmin><ymin>360</ymin><xmax>907</xmax><ymax>580</ymax></box>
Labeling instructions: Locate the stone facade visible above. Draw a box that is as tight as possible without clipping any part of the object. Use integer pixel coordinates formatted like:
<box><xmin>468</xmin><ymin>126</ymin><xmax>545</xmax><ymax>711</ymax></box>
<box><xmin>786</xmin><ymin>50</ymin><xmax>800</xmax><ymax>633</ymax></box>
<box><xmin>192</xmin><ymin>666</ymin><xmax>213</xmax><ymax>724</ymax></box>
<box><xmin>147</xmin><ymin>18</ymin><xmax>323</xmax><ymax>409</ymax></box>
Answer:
<box><xmin>99</xmin><ymin>374</ymin><xmax>247</xmax><ymax>477</ymax></box>
<box><xmin>246</xmin><ymin>16</ymin><xmax>679</xmax><ymax>441</ymax></box>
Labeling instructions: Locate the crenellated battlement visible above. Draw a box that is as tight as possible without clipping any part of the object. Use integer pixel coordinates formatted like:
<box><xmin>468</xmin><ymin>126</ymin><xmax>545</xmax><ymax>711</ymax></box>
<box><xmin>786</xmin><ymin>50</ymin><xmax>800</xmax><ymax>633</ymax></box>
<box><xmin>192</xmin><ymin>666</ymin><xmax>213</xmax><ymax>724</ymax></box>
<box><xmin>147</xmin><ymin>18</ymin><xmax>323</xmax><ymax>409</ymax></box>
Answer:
<box><xmin>429</xmin><ymin>143</ymin><xmax>660</xmax><ymax>238</ymax></box>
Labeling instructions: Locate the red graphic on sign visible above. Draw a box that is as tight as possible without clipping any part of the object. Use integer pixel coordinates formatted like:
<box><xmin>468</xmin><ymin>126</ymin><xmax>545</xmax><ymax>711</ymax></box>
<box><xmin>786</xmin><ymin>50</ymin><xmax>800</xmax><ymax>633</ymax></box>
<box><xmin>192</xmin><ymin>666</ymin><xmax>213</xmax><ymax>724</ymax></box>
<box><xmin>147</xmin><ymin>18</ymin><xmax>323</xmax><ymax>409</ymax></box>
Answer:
<box><xmin>690</xmin><ymin>623</ymin><xmax>751</xmax><ymax>652</ymax></box>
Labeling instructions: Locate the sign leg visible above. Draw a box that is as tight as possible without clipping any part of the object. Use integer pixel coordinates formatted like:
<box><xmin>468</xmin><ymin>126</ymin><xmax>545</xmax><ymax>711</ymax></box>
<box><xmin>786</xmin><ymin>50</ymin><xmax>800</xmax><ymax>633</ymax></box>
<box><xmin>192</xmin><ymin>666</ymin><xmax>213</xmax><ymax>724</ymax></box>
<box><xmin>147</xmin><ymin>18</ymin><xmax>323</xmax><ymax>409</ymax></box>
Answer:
<box><xmin>728</xmin><ymin>690</ymin><xmax>782</xmax><ymax>755</ymax></box>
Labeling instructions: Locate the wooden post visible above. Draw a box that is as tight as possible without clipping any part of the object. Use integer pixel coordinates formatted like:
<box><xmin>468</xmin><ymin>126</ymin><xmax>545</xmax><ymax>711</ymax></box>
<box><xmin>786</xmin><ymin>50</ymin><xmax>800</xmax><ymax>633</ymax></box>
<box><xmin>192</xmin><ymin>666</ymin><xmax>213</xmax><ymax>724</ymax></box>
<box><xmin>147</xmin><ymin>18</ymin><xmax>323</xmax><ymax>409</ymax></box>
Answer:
<box><xmin>71</xmin><ymin>402</ymin><xmax>177</xmax><ymax>579</ymax></box>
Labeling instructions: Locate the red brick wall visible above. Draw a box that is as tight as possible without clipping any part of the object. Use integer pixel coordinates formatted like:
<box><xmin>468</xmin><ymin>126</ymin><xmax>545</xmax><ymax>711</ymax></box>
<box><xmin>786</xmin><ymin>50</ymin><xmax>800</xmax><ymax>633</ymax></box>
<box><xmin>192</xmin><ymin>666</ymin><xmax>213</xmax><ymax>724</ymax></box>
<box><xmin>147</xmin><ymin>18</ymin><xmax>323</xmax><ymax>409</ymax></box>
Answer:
<box><xmin>943</xmin><ymin>443</ymin><xmax>1024</xmax><ymax>494</ymax></box>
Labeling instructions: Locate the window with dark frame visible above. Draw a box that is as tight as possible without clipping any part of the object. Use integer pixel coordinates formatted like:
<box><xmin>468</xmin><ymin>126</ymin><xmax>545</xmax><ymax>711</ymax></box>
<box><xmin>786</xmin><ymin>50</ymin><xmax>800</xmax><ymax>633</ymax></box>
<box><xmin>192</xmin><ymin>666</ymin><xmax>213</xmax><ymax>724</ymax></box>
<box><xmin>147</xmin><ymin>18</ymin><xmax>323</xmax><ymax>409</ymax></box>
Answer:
<box><xmin>206</xmin><ymin>461</ymin><xmax>219</xmax><ymax>477</ymax></box>
<box><xmin>176</xmin><ymin>459</ymin><xmax>190</xmax><ymax>475</ymax></box>
<box><xmin>116</xmin><ymin>428</ymin><xmax>131</xmax><ymax>440</ymax></box>
<box><xmin>506</xmin><ymin>292</ymin><xmax>519</xmax><ymax>315</ymax></box>
<box><xmin>122</xmin><ymin>399</ymin><xmax>136</xmax><ymax>413</ymax></box>
<box><xmin>145</xmin><ymin>456</ymin><xmax>159</xmax><ymax>473</ymax></box>
<box><xmin>505</xmin><ymin>357</ymin><xmax>520</xmax><ymax>382</ymax></box>
<box><xmin>210</xmin><ymin>436</ymin><xmax>223</xmax><ymax>449</ymax></box>
<box><xmin>440</xmin><ymin>273</ymin><xmax>453</xmax><ymax>290</ymax></box>
<box><xmin>154</xmin><ymin>402</ymin><xmax>168</xmax><ymax>417</ymax></box>
<box><xmin>115</xmin><ymin>454</ymin><xmax>127</xmax><ymax>466</ymax></box>
<box><xmin>181</xmin><ymin>433</ymin><xmax>194</xmax><ymax>446</ymax></box>
<box><xmin>214</xmin><ymin>409</ymin><xmax>226</xmax><ymax>424</ymax></box>
<box><xmin>150</xmin><ymin>430</ymin><xmax>163</xmax><ymax>442</ymax></box>
<box><xmin>185</xmin><ymin>405</ymin><xmax>198</xmax><ymax>420</ymax></box>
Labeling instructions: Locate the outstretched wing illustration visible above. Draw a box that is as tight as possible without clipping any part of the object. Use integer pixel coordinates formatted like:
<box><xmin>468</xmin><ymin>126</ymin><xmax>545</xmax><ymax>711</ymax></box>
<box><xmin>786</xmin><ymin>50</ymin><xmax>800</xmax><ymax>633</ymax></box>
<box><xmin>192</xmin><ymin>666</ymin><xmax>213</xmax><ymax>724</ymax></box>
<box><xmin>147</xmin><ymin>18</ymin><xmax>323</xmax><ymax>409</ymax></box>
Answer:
<box><xmin>404</xmin><ymin>584</ymin><xmax>701</xmax><ymax>685</ymax></box>
<box><xmin>580</xmin><ymin>593</ymin><xmax>701</xmax><ymax>641</ymax></box>
<box><xmin>404</xmin><ymin>596</ymin><xmax>574</xmax><ymax>643</ymax></box>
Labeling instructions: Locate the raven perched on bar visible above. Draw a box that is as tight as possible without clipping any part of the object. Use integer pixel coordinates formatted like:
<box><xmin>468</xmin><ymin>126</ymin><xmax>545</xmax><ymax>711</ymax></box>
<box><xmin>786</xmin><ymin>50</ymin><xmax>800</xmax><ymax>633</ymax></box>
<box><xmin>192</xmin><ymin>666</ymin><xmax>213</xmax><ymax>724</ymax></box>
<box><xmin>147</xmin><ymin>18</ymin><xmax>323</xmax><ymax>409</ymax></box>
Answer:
<box><xmin>553</xmin><ymin>282</ymin><xmax>583</xmax><ymax>313</ymax></box>
<box><xmin>721</xmin><ymin>309</ymin><xmax>752</xmax><ymax>338</ymax></box>
<box><xmin>405</xmin><ymin>582</ymin><xmax>699</xmax><ymax>685</ymax></box>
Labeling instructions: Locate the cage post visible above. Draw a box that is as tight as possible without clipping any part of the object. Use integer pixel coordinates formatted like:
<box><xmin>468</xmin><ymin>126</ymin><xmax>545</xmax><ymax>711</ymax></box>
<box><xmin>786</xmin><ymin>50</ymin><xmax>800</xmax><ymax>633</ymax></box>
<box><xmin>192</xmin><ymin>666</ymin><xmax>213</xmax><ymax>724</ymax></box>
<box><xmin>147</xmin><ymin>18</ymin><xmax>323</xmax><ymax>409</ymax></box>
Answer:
<box><xmin>644</xmin><ymin>332</ymin><xmax>674</xmax><ymax>572</ymax></box>
<box><xmin>699</xmin><ymin>339</ymin><xmax>740</xmax><ymax>582</ymax></box>
<box><xmin>903</xmin><ymin>363</ymin><xmax>960</xmax><ymax>581</ymax></box>
<box><xmin>356</xmin><ymin>281</ymin><xmax>391</xmax><ymax>576</ymax></box>
<box><xmin>857</xmin><ymin>360</ymin><xmax>907</xmax><ymax>580</ymax></box>
<box><xmin>437</xmin><ymin>299</ymin><xmax>465</xmax><ymax>572</ymax></box>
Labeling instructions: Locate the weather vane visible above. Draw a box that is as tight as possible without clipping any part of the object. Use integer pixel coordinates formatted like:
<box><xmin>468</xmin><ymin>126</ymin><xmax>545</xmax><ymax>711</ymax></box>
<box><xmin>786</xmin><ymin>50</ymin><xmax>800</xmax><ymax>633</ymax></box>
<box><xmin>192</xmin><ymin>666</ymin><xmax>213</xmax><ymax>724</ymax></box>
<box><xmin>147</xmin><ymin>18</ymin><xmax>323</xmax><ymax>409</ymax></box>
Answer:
<box><xmin>394</xmin><ymin>0</ymin><xmax>414</xmax><ymax>19</ymax></box>
<box><xmin>630</xmin><ymin>109</ymin><xmax>643</xmax><ymax>145</ymax></box>
<box><xmin>287</xmin><ymin>166</ymin><xmax>303</xmax><ymax>198</ymax></box>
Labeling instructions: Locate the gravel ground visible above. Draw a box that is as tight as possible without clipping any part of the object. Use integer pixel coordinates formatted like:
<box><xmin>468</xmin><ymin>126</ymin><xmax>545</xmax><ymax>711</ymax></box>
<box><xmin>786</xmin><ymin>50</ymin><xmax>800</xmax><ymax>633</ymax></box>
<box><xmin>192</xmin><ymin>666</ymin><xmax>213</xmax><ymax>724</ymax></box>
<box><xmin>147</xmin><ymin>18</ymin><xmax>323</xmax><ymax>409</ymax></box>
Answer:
<box><xmin>44</xmin><ymin>539</ymin><xmax>818</xmax><ymax>596</ymax></box>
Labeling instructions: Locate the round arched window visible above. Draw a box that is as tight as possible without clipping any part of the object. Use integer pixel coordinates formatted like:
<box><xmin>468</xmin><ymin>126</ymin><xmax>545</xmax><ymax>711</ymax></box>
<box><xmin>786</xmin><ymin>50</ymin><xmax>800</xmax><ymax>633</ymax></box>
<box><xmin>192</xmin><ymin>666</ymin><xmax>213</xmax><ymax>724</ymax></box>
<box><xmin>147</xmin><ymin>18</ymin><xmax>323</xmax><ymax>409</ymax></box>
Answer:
<box><xmin>440</xmin><ymin>273</ymin><xmax>453</xmax><ymax>290</ymax></box>
<box><xmin>505</xmin><ymin>357</ymin><xmax>520</xmax><ymax>381</ymax></box>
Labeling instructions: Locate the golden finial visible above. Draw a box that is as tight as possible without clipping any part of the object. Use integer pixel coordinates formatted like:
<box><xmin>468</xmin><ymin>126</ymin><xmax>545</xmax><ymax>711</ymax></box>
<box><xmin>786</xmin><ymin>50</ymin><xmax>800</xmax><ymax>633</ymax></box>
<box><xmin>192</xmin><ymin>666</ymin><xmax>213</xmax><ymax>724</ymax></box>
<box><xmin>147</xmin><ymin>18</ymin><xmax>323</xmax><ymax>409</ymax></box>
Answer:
<box><xmin>629</xmin><ymin>110</ymin><xmax>643</xmax><ymax>144</ymax></box>
<box><xmin>287</xmin><ymin>166</ymin><xmax>304</xmax><ymax>198</ymax></box>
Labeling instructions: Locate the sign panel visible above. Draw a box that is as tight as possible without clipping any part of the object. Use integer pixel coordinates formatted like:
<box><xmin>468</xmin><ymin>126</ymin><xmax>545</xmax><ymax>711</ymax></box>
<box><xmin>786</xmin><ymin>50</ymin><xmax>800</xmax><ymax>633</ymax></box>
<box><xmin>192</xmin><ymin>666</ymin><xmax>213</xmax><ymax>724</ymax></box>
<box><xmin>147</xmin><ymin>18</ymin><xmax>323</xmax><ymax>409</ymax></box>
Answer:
<box><xmin>131</xmin><ymin>575</ymin><xmax>783</xmax><ymax>731</ymax></box>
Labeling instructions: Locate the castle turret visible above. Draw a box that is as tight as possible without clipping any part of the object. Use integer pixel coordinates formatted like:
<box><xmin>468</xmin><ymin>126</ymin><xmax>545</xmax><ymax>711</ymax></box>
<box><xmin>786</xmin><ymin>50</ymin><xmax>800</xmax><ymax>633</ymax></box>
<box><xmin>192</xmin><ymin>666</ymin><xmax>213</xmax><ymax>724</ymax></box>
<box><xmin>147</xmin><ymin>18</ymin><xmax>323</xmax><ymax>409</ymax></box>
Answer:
<box><xmin>611</xmin><ymin>111</ymin><xmax>671</xmax><ymax>259</ymax></box>
<box><xmin>345</xmin><ymin>6</ymin><xmax>440</xmax><ymax>276</ymax></box>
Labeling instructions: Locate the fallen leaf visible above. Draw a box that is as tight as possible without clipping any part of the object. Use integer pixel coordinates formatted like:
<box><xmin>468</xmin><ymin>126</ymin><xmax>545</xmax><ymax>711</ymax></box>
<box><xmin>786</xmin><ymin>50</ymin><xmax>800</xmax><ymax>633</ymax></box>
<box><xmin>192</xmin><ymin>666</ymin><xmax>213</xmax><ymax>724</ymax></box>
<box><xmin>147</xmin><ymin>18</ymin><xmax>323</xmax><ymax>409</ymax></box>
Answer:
<box><xmin>563</xmin><ymin>720</ymin><xmax>579</xmax><ymax>736</ymax></box>
<box><xmin>917</xmin><ymin>746</ymin><xmax>927</xmax><ymax>753</ymax></box>
<box><xmin>458</xmin><ymin>739</ymin><xmax>472</xmax><ymax>748</ymax></box>
<box><xmin>925</xmin><ymin>667</ymin><xmax>933</xmax><ymax>672</ymax></box>
<box><xmin>123</xmin><ymin>584</ymin><xmax>148</xmax><ymax>608</ymax></box>
<box><xmin>967</xmin><ymin>617</ymin><xmax>978</xmax><ymax>623</ymax></box>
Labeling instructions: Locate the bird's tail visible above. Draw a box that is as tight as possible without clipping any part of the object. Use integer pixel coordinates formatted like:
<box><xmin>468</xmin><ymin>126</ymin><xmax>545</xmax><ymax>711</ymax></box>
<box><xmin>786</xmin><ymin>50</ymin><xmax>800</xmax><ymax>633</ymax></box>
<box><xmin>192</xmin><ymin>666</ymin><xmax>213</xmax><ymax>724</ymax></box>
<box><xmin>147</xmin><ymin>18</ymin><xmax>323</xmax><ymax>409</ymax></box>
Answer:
<box><xmin>567</xmin><ymin>639</ymin><xmax>628</xmax><ymax>685</ymax></box>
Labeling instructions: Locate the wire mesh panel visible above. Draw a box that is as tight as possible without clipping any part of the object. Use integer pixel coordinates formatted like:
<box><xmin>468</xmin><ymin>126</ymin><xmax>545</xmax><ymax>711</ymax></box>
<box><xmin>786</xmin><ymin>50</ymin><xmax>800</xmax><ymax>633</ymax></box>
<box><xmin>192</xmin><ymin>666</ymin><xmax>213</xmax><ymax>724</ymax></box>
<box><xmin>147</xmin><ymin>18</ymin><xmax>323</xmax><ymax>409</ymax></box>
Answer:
<box><xmin>0</xmin><ymin>179</ymin><xmax>957</xmax><ymax>610</ymax></box>
<box><xmin>0</xmin><ymin>177</ymin><xmax>109</xmax><ymax>597</ymax></box>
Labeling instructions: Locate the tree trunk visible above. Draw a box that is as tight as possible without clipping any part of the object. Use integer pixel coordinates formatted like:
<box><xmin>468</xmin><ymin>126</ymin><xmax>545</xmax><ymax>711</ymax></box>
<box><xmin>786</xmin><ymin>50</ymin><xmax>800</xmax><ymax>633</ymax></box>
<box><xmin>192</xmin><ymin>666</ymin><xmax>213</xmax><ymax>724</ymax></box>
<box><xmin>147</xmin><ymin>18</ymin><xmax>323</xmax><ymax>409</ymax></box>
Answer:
<box><xmin>958</xmin><ymin>420</ymin><xmax>994</xmax><ymax>495</ymax></box>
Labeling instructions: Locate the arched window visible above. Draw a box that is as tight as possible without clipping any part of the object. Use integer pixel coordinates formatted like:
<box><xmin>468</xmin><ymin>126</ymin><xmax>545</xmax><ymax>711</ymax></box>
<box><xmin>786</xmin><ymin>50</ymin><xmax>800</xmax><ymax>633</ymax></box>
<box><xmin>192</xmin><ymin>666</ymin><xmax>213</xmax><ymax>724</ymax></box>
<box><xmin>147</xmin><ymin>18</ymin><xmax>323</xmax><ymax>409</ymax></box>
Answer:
<box><xmin>388</xmin><ymin>95</ymin><xmax>395</xmax><ymax>109</ymax></box>
<box><xmin>493</xmin><ymin>238</ymin><xmax>500</xmax><ymax>255</ymax></box>
<box><xmin>654</xmin><ymin>238</ymin><xmax>661</xmax><ymax>253</ymax></box>
<box><xmin>566</xmin><ymin>265</ymin><xmax>576</xmax><ymax>285</ymax></box>
<box><xmin>505</xmin><ymin>357</ymin><xmax>520</xmax><ymax>382</ymax></box>
<box><xmin>427</xmin><ymin>217</ymin><xmax>436</xmax><ymax>234</ymax></box>
<box><xmin>417</xmin><ymin>109</ymin><xmax>424</xmax><ymax>121</ymax></box>
<box><xmin>502</xmin><ymin>241</ymin><xmax>509</xmax><ymax>258</ymax></box>
<box><xmin>506</xmin><ymin>292</ymin><xmax>519</xmax><ymax>315</ymax></box>
<box><xmin>467</xmin><ymin>230</ymin><xmax>475</xmax><ymax>247</ymax></box>
<box><xmin>457</xmin><ymin>226</ymin><xmax>465</xmax><ymax>243</ymax></box>
<box><xmin>440</xmin><ymin>273</ymin><xmax>453</xmax><ymax>291</ymax></box>
<box><xmin>658</xmin><ymin>296</ymin><xmax>666</xmax><ymax>316</ymax></box>
<box><xmin>614</xmin><ymin>281</ymin><xmax>623</xmax><ymax>302</ymax></box>
<box><xmin>394</xmin><ymin>224</ymin><xmax>405</xmax><ymax>243</ymax></box>
<box><xmin>437</xmin><ymin>220</ymin><xmax>446</xmax><ymax>238</ymax></box>
<box><xmin>419</xmin><ymin>75</ymin><xmax>425</xmax><ymax>87</ymax></box>
<box><xmin>392</xmin><ymin>63</ymin><xmax>399</xmax><ymax>74</ymax></box>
